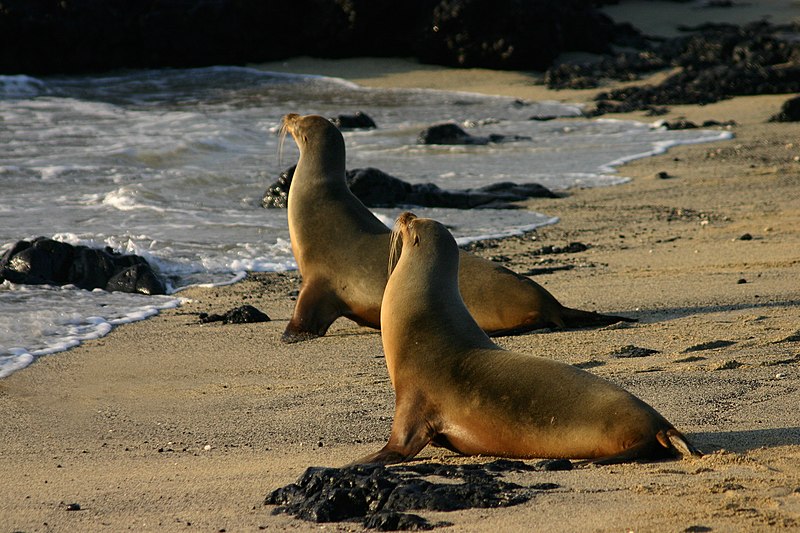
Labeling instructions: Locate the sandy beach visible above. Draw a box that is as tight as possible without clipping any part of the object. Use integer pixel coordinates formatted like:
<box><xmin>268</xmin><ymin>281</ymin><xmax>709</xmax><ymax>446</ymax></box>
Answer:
<box><xmin>3</xmin><ymin>5</ymin><xmax>800</xmax><ymax>532</ymax></box>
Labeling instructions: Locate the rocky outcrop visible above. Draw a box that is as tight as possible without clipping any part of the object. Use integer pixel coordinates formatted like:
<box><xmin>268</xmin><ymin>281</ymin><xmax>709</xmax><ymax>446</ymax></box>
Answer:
<box><xmin>547</xmin><ymin>21</ymin><xmax>800</xmax><ymax>115</ymax></box>
<box><xmin>261</xmin><ymin>166</ymin><xmax>557</xmax><ymax>210</ymax></box>
<box><xmin>0</xmin><ymin>237</ymin><xmax>166</xmax><ymax>295</ymax></box>
<box><xmin>0</xmin><ymin>0</ymin><xmax>626</xmax><ymax>75</ymax></box>
<box><xmin>417</xmin><ymin>0</ymin><xmax>624</xmax><ymax>70</ymax></box>
<box><xmin>267</xmin><ymin>460</ymin><xmax>565</xmax><ymax>529</ymax></box>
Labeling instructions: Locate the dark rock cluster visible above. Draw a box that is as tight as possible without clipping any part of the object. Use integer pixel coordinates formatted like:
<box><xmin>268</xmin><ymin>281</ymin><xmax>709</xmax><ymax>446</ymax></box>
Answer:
<box><xmin>0</xmin><ymin>0</ymin><xmax>630</xmax><ymax>75</ymax></box>
<box><xmin>545</xmin><ymin>21</ymin><xmax>800</xmax><ymax>114</ymax></box>
<box><xmin>329</xmin><ymin>112</ymin><xmax>378</xmax><ymax>130</ymax></box>
<box><xmin>769</xmin><ymin>95</ymin><xmax>800</xmax><ymax>122</ymax></box>
<box><xmin>0</xmin><ymin>237</ymin><xmax>166</xmax><ymax>295</ymax></box>
<box><xmin>262</xmin><ymin>165</ymin><xmax>556</xmax><ymax>210</ymax></box>
<box><xmin>657</xmin><ymin>119</ymin><xmax>737</xmax><ymax>130</ymax></box>
<box><xmin>266</xmin><ymin>459</ymin><xmax>566</xmax><ymax>529</ymax></box>
<box><xmin>545</xmin><ymin>50</ymin><xmax>669</xmax><ymax>90</ymax></box>
<box><xmin>199</xmin><ymin>305</ymin><xmax>271</xmax><ymax>324</ymax></box>
<box><xmin>417</xmin><ymin>0</ymin><xmax>624</xmax><ymax>71</ymax></box>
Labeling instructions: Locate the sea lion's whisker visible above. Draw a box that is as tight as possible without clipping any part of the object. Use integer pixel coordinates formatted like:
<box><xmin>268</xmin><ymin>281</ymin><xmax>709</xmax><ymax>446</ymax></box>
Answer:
<box><xmin>388</xmin><ymin>221</ymin><xmax>403</xmax><ymax>278</ymax></box>
<box><xmin>277</xmin><ymin>116</ymin><xmax>292</xmax><ymax>169</ymax></box>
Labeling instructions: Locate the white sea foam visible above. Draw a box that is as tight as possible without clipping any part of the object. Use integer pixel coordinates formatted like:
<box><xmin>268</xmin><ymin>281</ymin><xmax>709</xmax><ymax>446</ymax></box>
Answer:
<box><xmin>600</xmin><ymin>129</ymin><xmax>734</xmax><ymax>173</ymax></box>
<box><xmin>102</xmin><ymin>187</ymin><xmax>165</xmax><ymax>212</ymax></box>
<box><xmin>0</xmin><ymin>283</ymin><xmax>182</xmax><ymax>378</ymax></box>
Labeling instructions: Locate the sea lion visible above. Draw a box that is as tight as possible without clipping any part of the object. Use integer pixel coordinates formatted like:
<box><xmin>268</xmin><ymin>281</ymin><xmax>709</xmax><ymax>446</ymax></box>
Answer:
<box><xmin>353</xmin><ymin>212</ymin><xmax>701</xmax><ymax>465</ymax></box>
<box><xmin>280</xmin><ymin>113</ymin><xmax>633</xmax><ymax>343</ymax></box>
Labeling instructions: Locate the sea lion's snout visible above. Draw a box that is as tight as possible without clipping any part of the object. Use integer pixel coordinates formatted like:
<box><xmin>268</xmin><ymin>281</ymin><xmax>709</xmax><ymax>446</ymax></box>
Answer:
<box><xmin>280</xmin><ymin>113</ymin><xmax>300</xmax><ymax>137</ymax></box>
<box><xmin>396</xmin><ymin>211</ymin><xmax>417</xmax><ymax>231</ymax></box>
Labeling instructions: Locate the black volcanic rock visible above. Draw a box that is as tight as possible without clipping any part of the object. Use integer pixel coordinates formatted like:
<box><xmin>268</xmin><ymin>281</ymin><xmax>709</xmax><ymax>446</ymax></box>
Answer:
<box><xmin>106</xmin><ymin>264</ymin><xmax>167</xmax><ymax>295</ymax></box>
<box><xmin>585</xmin><ymin>21</ymin><xmax>800</xmax><ymax>114</ymax></box>
<box><xmin>262</xmin><ymin>165</ymin><xmax>556</xmax><ymax>210</ymax></box>
<box><xmin>418</xmin><ymin>123</ymin><xmax>490</xmax><ymax>145</ymax></box>
<box><xmin>346</xmin><ymin>168</ymin><xmax>413</xmax><ymax>206</ymax></box>
<box><xmin>266</xmin><ymin>460</ymin><xmax>552</xmax><ymax>529</ymax></box>
<box><xmin>418</xmin><ymin>123</ymin><xmax>530</xmax><ymax>145</ymax></box>
<box><xmin>261</xmin><ymin>167</ymin><xmax>294</xmax><ymax>209</ymax></box>
<box><xmin>199</xmin><ymin>305</ymin><xmax>271</xmax><ymax>324</ymax></box>
<box><xmin>0</xmin><ymin>237</ymin><xmax>166</xmax><ymax>295</ymax></box>
<box><xmin>769</xmin><ymin>95</ymin><xmax>800</xmax><ymax>122</ymax></box>
<box><xmin>417</xmin><ymin>0</ymin><xmax>620</xmax><ymax>70</ymax></box>
<box><xmin>329</xmin><ymin>112</ymin><xmax>377</xmax><ymax>130</ymax></box>
<box><xmin>545</xmin><ymin>50</ymin><xmax>668</xmax><ymax>90</ymax></box>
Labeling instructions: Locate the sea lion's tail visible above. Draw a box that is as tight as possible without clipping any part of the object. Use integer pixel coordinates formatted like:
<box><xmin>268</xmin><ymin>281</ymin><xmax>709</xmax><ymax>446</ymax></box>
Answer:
<box><xmin>559</xmin><ymin>306</ymin><xmax>637</xmax><ymax>328</ymax></box>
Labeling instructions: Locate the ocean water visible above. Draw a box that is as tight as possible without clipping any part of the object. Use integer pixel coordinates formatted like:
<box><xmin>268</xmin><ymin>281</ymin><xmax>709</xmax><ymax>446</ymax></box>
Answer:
<box><xmin>0</xmin><ymin>66</ymin><xmax>732</xmax><ymax>377</ymax></box>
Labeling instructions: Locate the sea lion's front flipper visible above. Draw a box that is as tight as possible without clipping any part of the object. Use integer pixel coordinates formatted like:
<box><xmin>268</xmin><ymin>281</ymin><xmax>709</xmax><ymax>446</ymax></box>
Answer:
<box><xmin>348</xmin><ymin>397</ymin><xmax>436</xmax><ymax>465</ymax></box>
<box><xmin>282</xmin><ymin>281</ymin><xmax>343</xmax><ymax>343</ymax></box>
<box><xmin>348</xmin><ymin>427</ymin><xmax>433</xmax><ymax>466</ymax></box>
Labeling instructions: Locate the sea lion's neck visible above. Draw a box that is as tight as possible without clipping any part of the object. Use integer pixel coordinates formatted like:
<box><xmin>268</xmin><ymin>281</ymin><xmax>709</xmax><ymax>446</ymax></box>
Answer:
<box><xmin>295</xmin><ymin>150</ymin><xmax>346</xmax><ymax>188</ymax></box>
<box><xmin>382</xmin><ymin>248</ymin><xmax>496</xmax><ymax>372</ymax></box>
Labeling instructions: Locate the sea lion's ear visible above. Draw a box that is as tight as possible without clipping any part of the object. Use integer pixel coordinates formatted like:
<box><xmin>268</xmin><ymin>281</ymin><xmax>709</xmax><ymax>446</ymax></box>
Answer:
<box><xmin>413</xmin><ymin>235</ymin><xmax>420</xmax><ymax>246</ymax></box>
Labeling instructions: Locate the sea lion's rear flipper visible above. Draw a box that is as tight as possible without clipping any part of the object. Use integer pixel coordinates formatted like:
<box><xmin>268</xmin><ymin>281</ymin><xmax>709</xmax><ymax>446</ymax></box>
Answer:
<box><xmin>660</xmin><ymin>428</ymin><xmax>703</xmax><ymax>458</ymax></box>
<box><xmin>592</xmin><ymin>429</ymin><xmax>703</xmax><ymax>465</ymax></box>
<box><xmin>282</xmin><ymin>281</ymin><xmax>343</xmax><ymax>343</ymax></box>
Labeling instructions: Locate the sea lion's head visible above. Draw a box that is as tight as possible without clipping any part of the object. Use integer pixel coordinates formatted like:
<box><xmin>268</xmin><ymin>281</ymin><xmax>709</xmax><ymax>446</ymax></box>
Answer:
<box><xmin>389</xmin><ymin>212</ymin><xmax>459</xmax><ymax>280</ymax></box>
<box><xmin>280</xmin><ymin>114</ymin><xmax>346</xmax><ymax>176</ymax></box>
<box><xmin>280</xmin><ymin>114</ymin><xmax>344</xmax><ymax>156</ymax></box>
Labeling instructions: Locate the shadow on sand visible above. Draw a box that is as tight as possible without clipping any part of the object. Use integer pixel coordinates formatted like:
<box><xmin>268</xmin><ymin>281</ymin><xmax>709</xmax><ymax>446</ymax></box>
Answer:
<box><xmin>691</xmin><ymin>427</ymin><xmax>800</xmax><ymax>454</ymax></box>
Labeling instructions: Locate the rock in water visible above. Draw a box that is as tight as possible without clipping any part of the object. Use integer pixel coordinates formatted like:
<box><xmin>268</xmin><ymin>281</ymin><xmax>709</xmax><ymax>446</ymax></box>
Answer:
<box><xmin>0</xmin><ymin>237</ymin><xmax>166</xmax><ymax>295</ymax></box>
<box><xmin>262</xmin><ymin>165</ymin><xmax>556</xmax><ymax>210</ymax></box>
<box><xmin>417</xmin><ymin>123</ymin><xmax>531</xmax><ymax>145</ymax></box>
<box><xmin>418</xmin><ymin>123</ymin><xmax>489</xmax><ymax>145</ymax></box>
<box><xmin>329</xmin><ymin>112</ymin><xmax>377</xmax><ymax>130</ymax></box>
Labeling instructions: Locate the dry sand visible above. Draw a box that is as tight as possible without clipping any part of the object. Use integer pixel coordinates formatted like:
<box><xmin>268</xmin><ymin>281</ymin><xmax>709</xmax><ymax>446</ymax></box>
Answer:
<box><xmin>2</xmin><ymin>7</ymin><xmax>800</xmax><ymax>533</ymax></box>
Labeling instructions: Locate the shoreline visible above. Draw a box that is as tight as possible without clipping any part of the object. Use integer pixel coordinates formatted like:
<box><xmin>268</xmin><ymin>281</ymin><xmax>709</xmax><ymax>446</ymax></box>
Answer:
<box><xmin>0</xmin><ymin>63</ymin><xmax>730</xmax><ymax>381</ymax></box>
<box><xmin>2</xmin><ymin>57</ymin><xmax>800</xmax><ymax>532</ymax></box>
